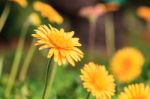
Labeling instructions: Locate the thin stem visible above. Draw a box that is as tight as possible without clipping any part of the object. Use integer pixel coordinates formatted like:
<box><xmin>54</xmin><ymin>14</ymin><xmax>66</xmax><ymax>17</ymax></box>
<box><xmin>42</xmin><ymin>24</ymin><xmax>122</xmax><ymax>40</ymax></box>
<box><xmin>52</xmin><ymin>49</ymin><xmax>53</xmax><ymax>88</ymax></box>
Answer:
<box><xmin>147</xmin><ymin>21</ymin><xmax>150</xmax><ymax>32</ymax></box>
<box><xmin>4</xmin><ymin>20</ymin><xmax>30</xmax><ymax>98</ymax></box>
<box><xmin>0</xmin><ymin>56</ymin><xmax>4</xmax><ymax>78</ymax></box>
<box><xmin>88</xmin><ymin>19</ymin><xmax>97</xmax><ymax>55</ymax></box>
<box><xmin>19</xmin><ymin>39</ymin><xmax>36</xmax><ymax>81</ymax></box>
<box><xmin>116</xmin><ymin>81</ymin><xmax>123</xmax><ymax>94</ymax></box>
<box><xmin>105</xmin><ymin>13</ymin><xmax>115</xmax><ymax>58</ymax></box>
<box><xmin>86</xmin><ymin>92</ymin><xmax>90</xmax><ymax>99</ymax></box>
<box><xmin>45</xmin><ymin>62</ymin><xmax>57</xmax><ymax>99</ymax></box>
<box><xmin>0</xmin><ymin>4</ymin><xmax>10</xmax><ymax>32</ymax></box>
<box><xmin>116</xmin><ymin>83</ymin><xmax>120</xmax><ymax>94</ymax></box>
<box><xmin>42</xmin><ymin>58</ymin><xmax>53</xmax><ymax>99</ymax></box>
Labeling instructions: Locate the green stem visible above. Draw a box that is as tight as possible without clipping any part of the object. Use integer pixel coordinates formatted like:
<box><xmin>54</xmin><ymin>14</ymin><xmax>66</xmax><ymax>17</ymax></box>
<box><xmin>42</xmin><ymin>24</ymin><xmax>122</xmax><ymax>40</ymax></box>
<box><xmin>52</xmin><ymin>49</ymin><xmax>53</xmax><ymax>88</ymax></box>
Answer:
<box><xmin>0</xmin><ymin>56</ymin><xmax>4</xmax><ymax>78</ymax></box>
<box><xmin>88</xmin><ymin>19</ymin><xmax>97</xmax><ymax>55</ymax></box>
<box><xmin>4</xmin><ymin>20</ymin><xmax>30</xmax><ymax>98</ymax></box>
<box><xmin>105</xmin><ymin>14</ymin><xmax>115</xmax><ymax>58</ymax></box>
<box><xmin>0</xmin><ymin>4</ymin><xmax>10</xmax><ymax>32</ymax></box>
<box><xmin>116</xmin><ymin>82</ymin><xmax>123</xmax><ymax>94</ymax></box>
<box><xmin>42</xmin><ymin>58</ymin><xmax>53</xmax><ymax>99</ymax></box>
<box><xmin>45</xmin><ymin>62</ymin><xmax>57</xmax><ymax>99</ymax></box>
<box><xmin>86</xmin><ymin>92</ymin><xmax>90</xmax><ymax>99</ymax></box>
<box><xmin>19</xmin><ymin>39</ymin><xmax>36</xmax><ymax>81</ymax></box>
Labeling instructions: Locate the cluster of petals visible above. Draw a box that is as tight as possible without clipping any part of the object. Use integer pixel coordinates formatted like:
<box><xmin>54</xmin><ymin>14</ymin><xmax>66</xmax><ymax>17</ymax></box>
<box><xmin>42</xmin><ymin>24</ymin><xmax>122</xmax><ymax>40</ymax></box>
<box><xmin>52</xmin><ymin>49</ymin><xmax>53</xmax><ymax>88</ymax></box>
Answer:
<box><xmin>110</xmin><ymin>47</ymin><xmax>144</xmax><ymax>83</ymax></box>
<box><xmin>80</xmin><ymin>62</ymin><xmax>115</xmax><ymax>99</ymax></box>
<box><xmin>10</xmin><ymin>0</ymin><xmax>28</xmax><ymax>7</ymax></box>
<box><xmin>118</xmin><ymin>83</ymin><xmax>150</xmax><ymax>99</ymax></box>
<box><xmin>79</xmin><ymin>2</ymin><xmax>119</xmax><ymax>21</ymax></box>
<box><xmin>33</xmin><ymin>1</ymin><xmax>63</xmax><ymax>24</ymax></box>
<box><xmin>32</xmin><ymin>25</ymin><xmax>83</xmax><ymax>66</ymax></box>
<box><xmin>137</xmin><ymin>6</ymin><xmax>150</xmax><ymax>21</ymax></box>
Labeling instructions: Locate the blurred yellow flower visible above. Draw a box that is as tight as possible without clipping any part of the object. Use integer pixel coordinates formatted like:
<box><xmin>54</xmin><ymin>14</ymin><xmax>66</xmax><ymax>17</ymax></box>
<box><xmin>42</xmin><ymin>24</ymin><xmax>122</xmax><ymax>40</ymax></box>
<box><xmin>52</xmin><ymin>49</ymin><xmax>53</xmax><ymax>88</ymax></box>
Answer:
<box><xmin>118</xmin><ymin>83</ymin><xmax>150</xmax><ymax>99</ymax></box>
<box><xmin>33</xmin><ymin>1</ymin><xmax>63</xmax><ymax>24</ymax></box>
<box><xmin>10</xmin><ymin>0</ymin><xmax>28</xmax><ymax>8</ymax></box>
<box><xmin>32</xmin><ymin>25</ymin><xmax>83</xmax><ymax>66</ymax></box>
<box><xmin>29</xmin><ymin>13</ymin><xmax>41</xmax><ymax>26</ymax></box>
<box><xmin>110</xmin><ymin>47</ymin><xmax>144</xmax><ymax>83</ymax></box>
<box><xmin>80</xmin><ymin>62</ymin><xmax>115</xmax><ymax>99</ymax></box>
<box><xmin>137</xmin><ymin>6</ymin><xmax>150</xmax><ymax>21</ymax></box>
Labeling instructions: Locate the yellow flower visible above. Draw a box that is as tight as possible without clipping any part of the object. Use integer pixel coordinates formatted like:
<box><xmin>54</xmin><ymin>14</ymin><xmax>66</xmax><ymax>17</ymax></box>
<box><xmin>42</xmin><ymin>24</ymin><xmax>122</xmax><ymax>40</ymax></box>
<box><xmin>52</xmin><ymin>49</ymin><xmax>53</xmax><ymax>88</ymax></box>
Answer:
<box><xmin>110</xmin><ymin>47</ymin><xmax>144</xmax><ymax>83</ymax></box>
<box><xmin>118</xmin><ymin>83</ymin><xmax>150</xmax><ymax>99</ymax></box>
<box><xmin>32</xmin><ymin>25</ymin><xmax>83</xmax><ymax>66</ymax></box>
<box><xmin>10</xmin><ymin>0</ymin><xmax>28</xmax><ymax>8</ymax></box>
<box><xmin>29</xmin><ymin>13</ymin><xmax>41</xmax><ymax>26</ymax></box>
<box><xmin>33</xmin><ymin>1</ymin><xmax>63</xmax><ymax>24</ymax></box>
<box><xmin>80</xmin><ymin>62</ymin><xmax>115</xmax><ymax>99</ymax></box>
<box><xmin>137</xmin><ymin>6</ymin><xmax>150</xmax><ymax>21</ymax></box>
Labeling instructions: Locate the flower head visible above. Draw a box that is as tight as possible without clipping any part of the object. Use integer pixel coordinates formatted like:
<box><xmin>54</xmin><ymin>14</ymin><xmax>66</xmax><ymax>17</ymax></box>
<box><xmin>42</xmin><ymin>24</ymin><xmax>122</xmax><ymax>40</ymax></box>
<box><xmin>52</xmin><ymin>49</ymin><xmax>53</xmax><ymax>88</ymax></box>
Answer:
<box><xmin>10</xmin><ymin>0</ymin><xmax>28</xmax><ymax>8</ymax></box>
<box><xmin>118</xmin><ymin>83</ymin><xmax>150</xmax><ymax>99</ymax></box>
<box><xmin>29</xmin><ymin>13</ymin><xmax>41</xmax><ymax>26</ymax></box>
<box><xmin>33</xmin><ymin>1</ymin><xmax>63</xmax><ymax>24</ymax></box>
<box><xmin>104</xmin><ymin>2</ymin><xmax>120</xmax><ymax>12</ymax></box>
<box><xmin>110</xmin><ymin>47</ymin><xmax>144</xmax><ymax>83</ymax></box>
<box><xmin>79</xmin><ymin>4</ymin><xmax>106</xmax><ymax>22</ymax></box>
<box><xmin>137</xmin><ymin>6</ymin><xmax>150</xmax><ymax>21</ymax></box>
<box><xmin>32</xmin><ymin>25</ymin><xmax>83</xmax><ymax>66</ymax></box>
<box><xmin>80</xmin><ymin>62</ymin><xmax>115</xmax><ymax>99</ymax></box>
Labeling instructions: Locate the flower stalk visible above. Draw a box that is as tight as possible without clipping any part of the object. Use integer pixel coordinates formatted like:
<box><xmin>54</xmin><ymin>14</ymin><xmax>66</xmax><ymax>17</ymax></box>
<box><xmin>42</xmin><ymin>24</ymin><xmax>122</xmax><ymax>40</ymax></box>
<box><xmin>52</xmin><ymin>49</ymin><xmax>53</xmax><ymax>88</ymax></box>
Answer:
<box><xmin>0</xmin><ymin>56</ymin><xmax>4</xmax><ymax>78</ymax></box>
<box><xmin>88</xmin><ymin>18</ymin><xmax>97</xmax><ymax>55</ymax></box>
<box><xmin>86</xmin><ymin>92</ymin><xmax>91</xmax><ymax>99</ymax></box>
<box><xmin>42</xmin><ymin>57</ymin><xmax>53</xmax><ymax>99</ymax></box>
<box><xmin>5</xmin><ymin>20</ymin><xmax>30</xmax><ymax>98</ymax></box>
<box><xmin>45</xmin><ymin>62</ymin><xmax>57</xmax><ymax>99</ymax></box>
<box><xmin>19</xmin><ymin>39</ymin><xmax>36</xmax><ymax>81</ymax></box>
<box><xmin>0</xmin><ymin>4</ymin><xmax>10</xmax><ymax>32</ymax></box>
<box><xmin>147</xmin><ymin>21</ymin><xmax>150</xmax><ymax>32</ymax></box>
<box><xmin>105</xmin><ymin>13</ymin><xmax>115</xmax><ymax>58</ymax></box>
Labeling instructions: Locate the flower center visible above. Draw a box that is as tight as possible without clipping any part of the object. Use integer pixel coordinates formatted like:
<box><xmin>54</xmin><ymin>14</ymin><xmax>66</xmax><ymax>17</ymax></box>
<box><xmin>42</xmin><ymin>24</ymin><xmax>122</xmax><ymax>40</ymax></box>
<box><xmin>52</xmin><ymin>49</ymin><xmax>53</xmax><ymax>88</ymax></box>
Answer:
<box><xmin>123</xmin><ymin>58</ymin><xmax>131</xmax><ymax>70</ymax></box>
<box><xmin>48</xmin><ymin>34</ymin><xmax>73</xmax><ymax>49</ymax></box>
<box><xmin>117</xmin><ymin>58</ymin><xmax>132</xmax><ymax>76</ymax></box>
<box><xmin>91</xmin><ymin>73</ymin><xmax>106</xmax><ymax>91</ymax></box>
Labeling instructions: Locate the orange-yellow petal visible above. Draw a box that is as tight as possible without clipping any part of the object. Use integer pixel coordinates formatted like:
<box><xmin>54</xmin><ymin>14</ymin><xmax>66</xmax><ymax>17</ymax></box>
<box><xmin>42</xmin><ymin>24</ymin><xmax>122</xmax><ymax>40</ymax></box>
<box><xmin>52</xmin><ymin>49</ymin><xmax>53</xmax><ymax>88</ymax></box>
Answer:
<box><xmin>32</xmin><ymin>25</ymin><xmax>83</xmax><ymax>66</ymax></box>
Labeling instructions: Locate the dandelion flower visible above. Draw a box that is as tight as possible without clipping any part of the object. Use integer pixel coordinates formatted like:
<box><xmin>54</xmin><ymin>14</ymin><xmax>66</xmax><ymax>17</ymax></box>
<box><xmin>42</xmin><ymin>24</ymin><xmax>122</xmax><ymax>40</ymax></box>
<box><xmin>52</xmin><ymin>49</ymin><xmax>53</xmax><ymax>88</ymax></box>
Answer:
<box><xmin>33</xmin><ymin>1</ymin><xmax>63</xmax><ymax>24</ymax></box>
<box><xmin>10</xmin><ymin>0</ymin><xmax>28</xmax><ymax>8</ymax></box>
<box><xmin>29</xmin><ymin>13</ymin><xmax>41</xmax><ymax>26</ymax></box>
<box><xmin>32</xmin><ymin>25</ymin><xmax>83</xmax><ymax>66</ymax></box>
<box><xmin>110</xmin><ymin>47</ymin><xmax>144</xmax><ymax>83</ymax></box>
<box><xmin>80</xmin><ymin>62</ymin><xmax>115</xmax><ymax>99</ymax></box>
<box><xmin>118</xmin><ymin>83</ymin><xmax>150</xmax><ymax>99</ymax></box>
<box><xmin>137</xmin><ymin>6</ymin><xmax>150</xmax><ymax>21</ymax></box>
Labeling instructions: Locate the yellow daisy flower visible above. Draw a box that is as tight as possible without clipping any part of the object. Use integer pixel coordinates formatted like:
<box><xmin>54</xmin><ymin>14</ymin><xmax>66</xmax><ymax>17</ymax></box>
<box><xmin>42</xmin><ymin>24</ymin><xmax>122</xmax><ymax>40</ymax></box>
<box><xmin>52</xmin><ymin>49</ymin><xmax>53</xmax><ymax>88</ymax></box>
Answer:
<box><xmin>32</xmin><ymin>25</ymin><xmax>83</xmax><ymax>66</ymax></box>
<box><xmin>118</xmin><ymin>83</ymin><xmax>150</xmax><ymax>99</ymax></box>
<box><xmin>33</xmin><ymin>1</ymin><xmax>63</xmax><ymax>24</ymax></box>
<box><xmin>10</xmin><ymin>0</ymin><xmax>28</xmax><ymax>8</ymax></box>
<box><xmin>29</xmin><ymin>13</ymin><xmax>41</xmax><ymax>26</ymax></box>
<box><xmin>110</xmin><ymin>47</ymin><xmax>144</xmax><ymax>83</ymax></box>
<box><xmin>80</xmin><ymin>62</ymin><xmax>115</xmax><ymax>99</ymax></box>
